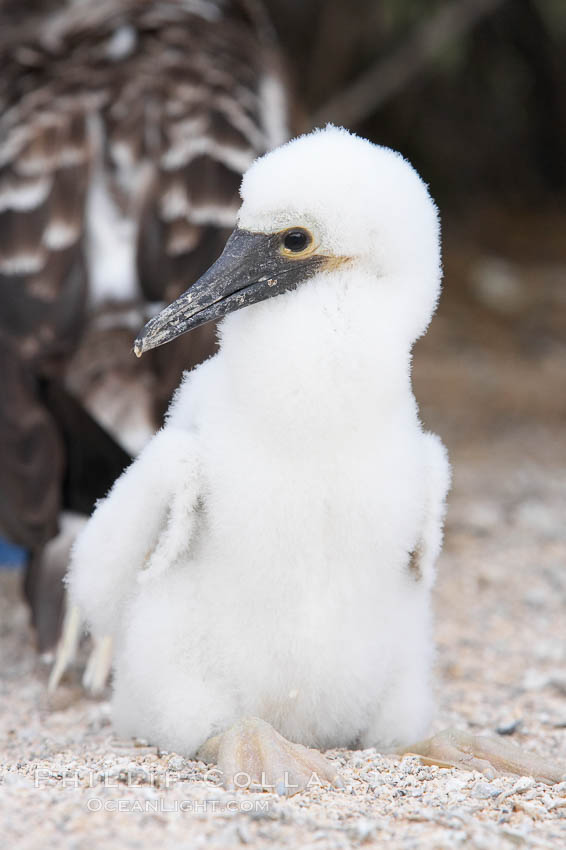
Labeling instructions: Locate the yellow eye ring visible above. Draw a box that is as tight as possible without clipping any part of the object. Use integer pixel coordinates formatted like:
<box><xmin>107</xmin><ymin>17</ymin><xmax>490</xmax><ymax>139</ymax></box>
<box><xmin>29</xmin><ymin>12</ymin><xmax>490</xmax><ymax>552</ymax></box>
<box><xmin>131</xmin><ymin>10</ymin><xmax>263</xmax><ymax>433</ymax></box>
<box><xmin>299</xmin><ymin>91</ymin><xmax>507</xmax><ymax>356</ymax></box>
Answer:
<box><xmin>279</xmin><ymin>227</ymin><xmax>316</xmax><ymax>258</ymax></box>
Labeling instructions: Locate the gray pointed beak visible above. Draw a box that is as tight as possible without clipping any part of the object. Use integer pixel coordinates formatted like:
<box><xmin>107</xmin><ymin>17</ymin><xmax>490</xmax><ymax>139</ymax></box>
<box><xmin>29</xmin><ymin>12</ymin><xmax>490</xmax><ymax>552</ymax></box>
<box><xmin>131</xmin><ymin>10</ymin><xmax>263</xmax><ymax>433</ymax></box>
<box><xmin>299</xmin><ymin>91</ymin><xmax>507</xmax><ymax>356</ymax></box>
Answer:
<box><xmin>134</xmin><ymin>228</ymin><xmax>329</xmax><ymax>357</ymax></box>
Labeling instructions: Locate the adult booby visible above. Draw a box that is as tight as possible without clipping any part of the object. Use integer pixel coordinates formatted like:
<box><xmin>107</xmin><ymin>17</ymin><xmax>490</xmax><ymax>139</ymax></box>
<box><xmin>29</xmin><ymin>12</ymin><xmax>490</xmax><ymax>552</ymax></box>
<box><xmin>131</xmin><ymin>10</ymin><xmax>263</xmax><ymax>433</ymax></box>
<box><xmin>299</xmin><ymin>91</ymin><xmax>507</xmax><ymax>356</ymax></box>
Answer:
<box><xmin>64</xmin><ymin>126</ymin><xmax>451</xmax><ymax>790</ymax></box>
<box><xmin>0</xmin><ymin>0</ymin><xmax>289</xmax><ymax>651</ymax></box>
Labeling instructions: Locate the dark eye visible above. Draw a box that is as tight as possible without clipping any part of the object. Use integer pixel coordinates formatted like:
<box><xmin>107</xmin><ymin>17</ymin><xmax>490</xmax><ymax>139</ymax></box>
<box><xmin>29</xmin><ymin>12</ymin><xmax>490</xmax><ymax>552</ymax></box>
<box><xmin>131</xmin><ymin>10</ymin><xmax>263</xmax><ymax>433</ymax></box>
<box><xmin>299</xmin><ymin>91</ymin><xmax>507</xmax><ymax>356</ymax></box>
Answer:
<box><xmin>282</xmin><ymin>228</ymin><xmax>311</xmax><ymax>253</ymax></box>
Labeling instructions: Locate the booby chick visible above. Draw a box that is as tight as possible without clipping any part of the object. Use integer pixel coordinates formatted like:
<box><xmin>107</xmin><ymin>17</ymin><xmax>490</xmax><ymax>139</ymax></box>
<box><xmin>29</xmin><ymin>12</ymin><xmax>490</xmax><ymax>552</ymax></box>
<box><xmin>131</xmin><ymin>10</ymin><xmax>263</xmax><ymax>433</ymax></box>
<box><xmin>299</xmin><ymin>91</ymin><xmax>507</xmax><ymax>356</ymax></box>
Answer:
<box><xmin>67</xmin><ymin>126</ymin><xmax>451</xmax><ymax>793</ymax></box>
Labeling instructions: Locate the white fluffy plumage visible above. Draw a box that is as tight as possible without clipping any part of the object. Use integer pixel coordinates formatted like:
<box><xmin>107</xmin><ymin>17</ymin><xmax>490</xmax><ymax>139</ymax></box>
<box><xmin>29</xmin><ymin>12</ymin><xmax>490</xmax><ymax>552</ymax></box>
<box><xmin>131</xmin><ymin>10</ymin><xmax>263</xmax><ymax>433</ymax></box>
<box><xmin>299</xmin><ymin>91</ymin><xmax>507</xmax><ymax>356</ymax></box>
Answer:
<box><xmin>68</xmin><ymin>126</ymin><xmax>450</xmax><ymax>755</ymax></box>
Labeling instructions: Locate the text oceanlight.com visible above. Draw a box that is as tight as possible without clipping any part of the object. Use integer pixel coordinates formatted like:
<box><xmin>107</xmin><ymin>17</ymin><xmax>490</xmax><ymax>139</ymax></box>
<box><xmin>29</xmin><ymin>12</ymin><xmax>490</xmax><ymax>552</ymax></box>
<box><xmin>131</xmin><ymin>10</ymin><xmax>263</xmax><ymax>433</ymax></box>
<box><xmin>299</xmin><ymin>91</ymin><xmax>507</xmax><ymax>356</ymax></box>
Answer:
<box><xmin>86</xmin><ymin>798</ymin><xmax>271</xmax><ymax>813</ymax></box>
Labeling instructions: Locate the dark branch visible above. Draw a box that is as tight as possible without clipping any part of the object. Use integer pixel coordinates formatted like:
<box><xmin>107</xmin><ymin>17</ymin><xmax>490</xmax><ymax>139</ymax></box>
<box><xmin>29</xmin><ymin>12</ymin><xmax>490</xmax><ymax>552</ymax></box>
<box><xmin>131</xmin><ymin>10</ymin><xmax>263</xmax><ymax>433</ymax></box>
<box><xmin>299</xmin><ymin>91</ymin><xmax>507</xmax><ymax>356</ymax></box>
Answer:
<box><xmin>312</xmin><ymin>0</ymin><xmax>509</xmax><ymax>129</ymax></box>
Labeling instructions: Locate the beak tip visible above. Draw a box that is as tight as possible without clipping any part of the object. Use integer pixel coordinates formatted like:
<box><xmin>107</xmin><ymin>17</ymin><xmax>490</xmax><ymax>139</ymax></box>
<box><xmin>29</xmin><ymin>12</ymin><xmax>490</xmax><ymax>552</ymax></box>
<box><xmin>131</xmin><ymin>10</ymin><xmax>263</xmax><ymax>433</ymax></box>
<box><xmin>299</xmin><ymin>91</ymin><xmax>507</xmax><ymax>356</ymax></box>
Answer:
<box><xmin>133</xmin><ymin>339</ymin><xmax>144</xmax><ymax>358</ymax></box>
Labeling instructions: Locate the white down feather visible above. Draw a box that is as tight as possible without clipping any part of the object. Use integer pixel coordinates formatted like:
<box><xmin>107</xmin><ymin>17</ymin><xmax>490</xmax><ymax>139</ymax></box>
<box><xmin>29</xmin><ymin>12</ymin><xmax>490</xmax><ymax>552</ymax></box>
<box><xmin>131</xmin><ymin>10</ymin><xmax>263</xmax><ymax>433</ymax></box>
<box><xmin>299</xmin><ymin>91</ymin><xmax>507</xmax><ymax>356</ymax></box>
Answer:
<box><xmin>67</xmin><ymin>126</ymin><xmax>451</xmax><ymax>755</ymax></box>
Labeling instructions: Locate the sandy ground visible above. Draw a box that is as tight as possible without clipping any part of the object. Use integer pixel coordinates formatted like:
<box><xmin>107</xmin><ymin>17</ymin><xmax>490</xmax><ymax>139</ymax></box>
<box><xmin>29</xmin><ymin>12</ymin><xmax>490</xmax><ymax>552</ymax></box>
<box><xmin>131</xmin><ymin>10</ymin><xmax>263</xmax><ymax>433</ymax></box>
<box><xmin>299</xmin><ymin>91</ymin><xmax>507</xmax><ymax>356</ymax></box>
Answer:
<box><xmin>1</xmin><ymin>240</ymin><xmax>565</xmax><ymax>848</ymax></box>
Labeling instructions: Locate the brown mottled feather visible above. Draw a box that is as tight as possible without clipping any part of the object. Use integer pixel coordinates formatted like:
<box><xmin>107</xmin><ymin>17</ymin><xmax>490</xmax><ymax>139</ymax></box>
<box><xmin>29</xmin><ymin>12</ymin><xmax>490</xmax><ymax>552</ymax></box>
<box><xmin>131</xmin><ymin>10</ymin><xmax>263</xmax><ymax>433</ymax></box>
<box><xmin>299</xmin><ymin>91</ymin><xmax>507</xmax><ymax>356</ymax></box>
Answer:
<box><xmin>0</xmin><ymin>0</ymin><xmax>289</xmax><ymax>649</ymax></box>
<box><xmin>0</xmin><ymin>333</ymin><xmax>63</xmax><ymax>547</ymax></box>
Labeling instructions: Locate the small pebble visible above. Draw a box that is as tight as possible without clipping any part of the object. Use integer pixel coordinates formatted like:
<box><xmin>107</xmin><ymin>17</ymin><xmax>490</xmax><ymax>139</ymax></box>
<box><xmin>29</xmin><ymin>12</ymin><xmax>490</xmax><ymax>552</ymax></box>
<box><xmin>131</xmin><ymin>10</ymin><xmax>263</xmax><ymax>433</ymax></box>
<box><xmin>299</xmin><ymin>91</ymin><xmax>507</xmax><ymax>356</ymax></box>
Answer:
<box><xmin>471</xmin><ymin>781</ymin><xmax>501</xmax><ymax>799</ymax></box>
<box><xmin>512</xmin><ymin>777</ymin><xmax>536</xmax><ymax>793</ymax></box>
<box><xmin>495</xmin><ymin>718</ymin><xmax>522</xmax><ymax>736</ymax></box>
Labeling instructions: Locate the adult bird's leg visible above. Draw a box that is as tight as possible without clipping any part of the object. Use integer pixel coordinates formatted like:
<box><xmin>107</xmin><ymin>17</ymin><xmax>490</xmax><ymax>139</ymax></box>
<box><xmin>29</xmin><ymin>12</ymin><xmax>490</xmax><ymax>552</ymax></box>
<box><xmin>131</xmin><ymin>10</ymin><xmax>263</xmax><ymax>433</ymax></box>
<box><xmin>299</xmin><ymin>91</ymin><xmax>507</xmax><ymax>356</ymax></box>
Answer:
<box><xmin>48</xmin><ymin>597</ymin><xmax>113</xmax><ymax>695</ymax></box>
<box><xmin>81</xmin><ymin>633</ymin><xmax>113</xmax><ymax>695</ymax></box>
<box><xmin>47</xmin><ymin>601</ymin><xmax>82</xmax><ymax>693</ymax></box>
<box><xmin>399</xmin><ymin>728</ymin><xmax>565</xmax><ymax>785</ymax></box>
<box><xmin>197</xmin><ymin>716</ymin><xmax>341</xmax><ymax>796</ymax></box>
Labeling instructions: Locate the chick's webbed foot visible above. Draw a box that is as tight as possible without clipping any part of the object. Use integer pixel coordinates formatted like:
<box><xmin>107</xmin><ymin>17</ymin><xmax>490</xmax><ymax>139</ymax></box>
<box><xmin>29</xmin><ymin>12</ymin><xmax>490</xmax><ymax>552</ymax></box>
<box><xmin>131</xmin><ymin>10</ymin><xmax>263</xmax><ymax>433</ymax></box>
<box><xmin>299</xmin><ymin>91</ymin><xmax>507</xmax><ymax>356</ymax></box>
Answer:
<box><xmin>197</xmin><ymin>716</ymin><xmax>340</xmax><ymax>796</ymax></box>
<box><xmin>399</xmin><ymin>728</ymin><xmax>565</xmax><ymax>785</ymax></box>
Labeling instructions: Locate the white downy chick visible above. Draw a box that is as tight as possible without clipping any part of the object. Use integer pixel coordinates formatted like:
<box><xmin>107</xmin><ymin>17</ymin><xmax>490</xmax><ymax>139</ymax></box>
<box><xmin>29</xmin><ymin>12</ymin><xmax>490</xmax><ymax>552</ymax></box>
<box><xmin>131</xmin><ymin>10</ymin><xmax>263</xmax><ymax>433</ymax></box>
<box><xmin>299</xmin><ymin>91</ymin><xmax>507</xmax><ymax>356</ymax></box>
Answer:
<box><xmin>67</xmin><ymin>125</ymin><xmax>450</xmax><ymax>765</ymax></box>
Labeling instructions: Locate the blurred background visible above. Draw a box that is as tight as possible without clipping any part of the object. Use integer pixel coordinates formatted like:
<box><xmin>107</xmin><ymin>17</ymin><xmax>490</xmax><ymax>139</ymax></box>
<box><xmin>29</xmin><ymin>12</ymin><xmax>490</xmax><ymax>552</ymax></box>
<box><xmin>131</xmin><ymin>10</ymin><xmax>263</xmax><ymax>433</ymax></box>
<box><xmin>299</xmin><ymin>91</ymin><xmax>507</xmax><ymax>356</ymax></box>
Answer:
<box><xmin>1</xmin><ymin>0</ymin><xmax>565</xmax><ymax>664</ymax></box>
